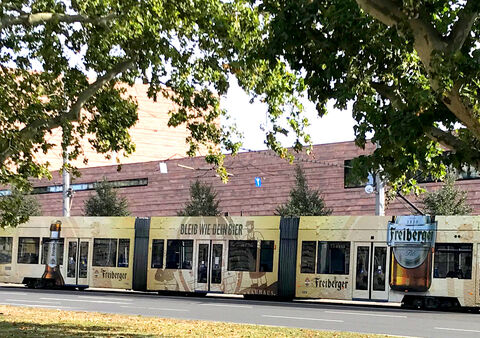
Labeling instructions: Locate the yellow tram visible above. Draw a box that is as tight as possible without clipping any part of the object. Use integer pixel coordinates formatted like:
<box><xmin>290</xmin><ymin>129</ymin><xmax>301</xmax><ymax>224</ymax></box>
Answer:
<box><xmin>0</xmin><ymin>215</ymin><xmax>479</xmax><ymax>309</ymax></box>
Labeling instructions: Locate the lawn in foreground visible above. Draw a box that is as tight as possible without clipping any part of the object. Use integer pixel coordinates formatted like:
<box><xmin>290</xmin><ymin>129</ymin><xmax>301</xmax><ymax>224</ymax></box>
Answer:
<box><xmin>0</xmin><ymin>305</ymin><xmax>391</xmax><ymax>337</ymax></box>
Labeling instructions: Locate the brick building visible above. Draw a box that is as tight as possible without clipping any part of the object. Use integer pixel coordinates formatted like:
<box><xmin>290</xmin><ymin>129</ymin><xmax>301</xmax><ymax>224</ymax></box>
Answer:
<box><xmin>6</xmin><ymin>82</ymin><xmax>478</xmax><ymax>216</ymax></box>
<box><xmin>29</xmin><ymin>140</ymin><xmax>480</xmax><ymax>216</ymax></box>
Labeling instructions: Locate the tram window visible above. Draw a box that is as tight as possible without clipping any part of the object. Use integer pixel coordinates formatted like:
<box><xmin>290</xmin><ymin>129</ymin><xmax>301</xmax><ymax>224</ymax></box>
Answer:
<box><xmin>300</xmin><ymin>241</ymin><xmax>316</xmax><ymax>274</ymax></box>
<box><xmin>17</xmin><ymin>237</ymin><xmax>40</xmax><ymax>264</ymax></box>
<box><xmin>79</xmin><ymin>242</ymin><xmax>89</xmax><ymax>278</ymax></box>
<box><xmin>317</xmin><ymin>242</ymin><xmax>350</xmax><ymax>275</ymax></box>
<box><xmin>166</xmin><ymin>240</ymin><xmax>193</xmax><ymax>269</ymax></box>
<box><xmin>151</xmin><ymin>239</ymin><xmax>164</xmax><ymax>268</ymax></box>
<box><xmin>118</xmin><ymin>239</ymin><xmax>130</xmax><ymax>267</ymax></box>
<box><xmin>0</xmin><ymin>237</ymin><xmax>13</xmax><ymax>264</ymax></box>
<box><xmin>41</xmin><ymin>238</ymin><xmax>64</xmax><ymax>265</ymax></box>
<box><xmin>228</xmin><ymin>240</ymin><xmax>257</xmax><ymax>272</ymax></box>
<box><xmin>93</xmin><ymin>239</ymin><xmax>117</xmax><ymax>267</ymax></box>
<box><xmin>260</xmin><ymin>241</ymin><xmax>274</xmax><ymax>272</ymax></box>
<box><xmin>434</xmin><ymin>243</ymin><xmax>473</xmax><ymax>279</ymax></box>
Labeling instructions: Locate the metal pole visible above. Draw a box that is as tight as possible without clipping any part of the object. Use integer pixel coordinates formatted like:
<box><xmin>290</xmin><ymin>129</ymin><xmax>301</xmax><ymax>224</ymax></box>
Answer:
<box><xmin>375</xmin><ymin>171</ymin><xmax>385</xmax><ymax>216</ymax></box>
<box><xmin>375</xmin><ymin>142</ymin><xmax>385</xmax><ymax>216</ymax></box>
<box><xmin>62</xmin><ymin>147</ymin><xmax>70</xmax><ymax>217</ymax></box>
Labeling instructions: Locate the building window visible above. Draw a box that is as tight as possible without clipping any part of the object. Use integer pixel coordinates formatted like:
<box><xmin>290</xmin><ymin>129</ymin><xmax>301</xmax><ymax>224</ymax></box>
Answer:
<box><xmin>17</xmin><ymin>237</ymin><xmax>40</xmax><ymax>264</ymax></box>
<box><xmin>117</xmin><ymin>239</ymin><xmax>130</xmax><ymax>268</ymax></box>
<box><xmin>259</xmin><ymin>240</ymin><xmax>274</xmax><ymax>272</ymax></box>
<box><xmin>434</xmin><ymin>243</ymin><xmax>472</xmax><ymax>279</ymax></box>
<box><xmin>41</xmin><ymin>238</ymin><xmax>64</xmax><ymax>265</ymax></box>
<box><xmin>110</xmin><ymin>179</ymin><xmax>148</xmax><ymax>188</ymax></box>
<box><xmin>300</xmin><ymin>241</ymin><xmax>316</xmax><ymax>273</ymax></box>
<box><xmin>165</xmin><ymin>240</ymin><xmax>193</xmax><ymax>269</ymax></box>
<box><xmin>228</xmin><ymin>240</ymin><xmax>257</xmax><ymax>272</ymax></box>
<box><xmin>395</xmin><ymin>164</ymin><xmax>480</xmax><ymax>185</ymax></box>
<box><xmin>151</xmin><ymin>239</ymin><xmax>164</xmax><ymax>268</ymax></box>
<box><xmin>0</xmin><ymin>237</ymin><xmax>13</xmax><ymax>264</ymax></box>
<box><xmin>93</xmin><ymin>239</ymin><xmax>118</xmax><ymax>267</ymax></box>
<box><xmin>32</xmin><ymin>178</ymin><xmax>148</xmax><ymax>194</ymax></box>
<box><xmin>317</xmin><ymin>242</ymin><xmax>350</xmax><ymax>275</ymax></box>
<box><xmin>457</xmin><ymin>164</ymin><xmax>480</xmax><ymax>180</ymax></box>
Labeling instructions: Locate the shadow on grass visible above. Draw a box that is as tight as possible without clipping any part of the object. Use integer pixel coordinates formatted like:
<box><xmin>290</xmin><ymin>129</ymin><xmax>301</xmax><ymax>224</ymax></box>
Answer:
<box><xmin>0</xmin><ymin>320</ymin><xmax>154</xmax><ymax>337</ymax></box>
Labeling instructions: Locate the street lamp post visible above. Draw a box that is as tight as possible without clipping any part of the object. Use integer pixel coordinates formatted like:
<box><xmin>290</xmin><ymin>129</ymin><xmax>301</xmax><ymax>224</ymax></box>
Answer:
<box><xmin>375</xmin><ymin>171</ymin><xmax>385</xmax><ymax>216</ymax></box>
<box><xmin>374</xmin><ymin>142</ymin><xmax>385</xmax><ymax>216</ymax></box>
<box><xmin>62</xmin><ymin>145</ymin><xmax>71</xmax><ymax>217</ymax></box>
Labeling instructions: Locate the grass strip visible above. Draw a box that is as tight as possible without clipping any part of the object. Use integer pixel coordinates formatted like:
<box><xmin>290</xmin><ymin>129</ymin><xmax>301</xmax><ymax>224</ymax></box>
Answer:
<box><xmin>0</xmin><ymin>304</ymin><xmax>390</xmax><ymax>337</ymax></box>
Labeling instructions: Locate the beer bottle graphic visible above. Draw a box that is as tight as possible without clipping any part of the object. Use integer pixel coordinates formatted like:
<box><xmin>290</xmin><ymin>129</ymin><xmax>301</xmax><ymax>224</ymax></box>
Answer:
<box><xmin>388</xmin><ymin>216</ymin><xmax>436</xmax><ymax>292</ymax></box>
<box><xmin>42</xmin><ymin>220</ymin><xmax>65</xmax><ymax>287</ymax></box>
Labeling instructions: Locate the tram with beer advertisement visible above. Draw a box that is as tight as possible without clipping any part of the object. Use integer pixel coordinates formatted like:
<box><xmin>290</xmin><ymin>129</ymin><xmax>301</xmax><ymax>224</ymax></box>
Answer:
<box><xmin>145</xmin><ymin>216</ymin><xmax>280</xmax><ymax>295</ymax></box>
<box><xmin>0</xmin><ymin>217</ymin><xmax>136</xmax><ymax>290</ymax></box>
<box><xmin>0</xmin><ymin>215</ymin><xmax>479</xmax><ymax>310</ymax></box>
<box><xmin>295</xmin><ymin>215</ymin><xmax>477</xmax><ymax>309</ymax></box>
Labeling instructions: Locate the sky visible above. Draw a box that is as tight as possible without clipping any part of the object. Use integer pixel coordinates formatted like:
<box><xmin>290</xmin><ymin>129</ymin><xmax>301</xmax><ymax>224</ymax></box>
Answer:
<box><xmin>221</xmin><ymin>78</ymin><xmax>357</xmax><ymax>151</ymax></box>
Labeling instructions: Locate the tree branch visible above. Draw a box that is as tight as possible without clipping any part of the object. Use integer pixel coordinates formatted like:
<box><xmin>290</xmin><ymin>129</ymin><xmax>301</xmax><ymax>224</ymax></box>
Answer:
<box><xmin>424</xmin><ymin>126</ymin><xmax>465</xmax><ymax>150</ymax></box>
<box><xmin>425</xmin><ymin>126</ymin><xmax>480</xmax><ymax>170</ymax></box>
<box><xmin>0</xmin><ymin>58</ymin><xmax>136</xmax><ymax>164</ymax></box>
<box><xmin>373</xmin><ymin>81</ymin><xmax>480</xmax><ymax>147</ymax></box>
<box><xmin>355</xmin><ymin>0</ymin><xmax>405</xmax><ymax>27</ymax></box>
<box><xmin>68</xmin><ymin>58</ymin><xmax>136</xmax><ymax>121</ymax></box>
<box><xmin>442</xmin><ymin>83</ymin><xmax>480</xmax><ymax>141</ymax></box>
<box><xmin>370</xmin><ymin>81</ymin><xmax>406</xmax><ymax>109</ymax></box>
<box><xmin>445</xmin><ymin>0</ymin><xmax>479</xmax><ymax>54</ymax></box>
<box><xmin>2</xmin><ymin>3</ymin><xmax>27</xmax><ymax>15</ymax></box>
<box><xmin>0</xmin><ymin>12</ymin><xmax>115</xmax><ymax>30</ymax></box>
<box><xmin>358</xmin><ymin>2</ymin><xmax>480</xmax><ymax>139</ymax></box>
<box><xmin>371</xmin><ymin>81</ymin><xmax>480</xmax><ymax>152</ymax></box>
<box><xmin>407</xmin><ymin>17</ymin><xmax>447</xmax><ymax>68</ymax></box>
<box><xmin>356</xmin><ymin>0</ymin><xmax>445</xmax><ymax>71</ymax></box>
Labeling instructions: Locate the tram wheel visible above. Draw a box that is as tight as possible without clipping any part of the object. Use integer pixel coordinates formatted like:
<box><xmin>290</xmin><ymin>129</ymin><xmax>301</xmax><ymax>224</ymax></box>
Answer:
<box><xmin>413</xmin><ymin>298</ymin><xmax>424</xmax><ymax>309</ymax></box>
<box><xmin>424</xmin><ymin>297</ymin><xmax>439</xmax><ymax>309</ymax></box>
<box><xmin>34</xmin><ymin>279</ymin><xmax>45</xmax><ymax>289</ymax></box>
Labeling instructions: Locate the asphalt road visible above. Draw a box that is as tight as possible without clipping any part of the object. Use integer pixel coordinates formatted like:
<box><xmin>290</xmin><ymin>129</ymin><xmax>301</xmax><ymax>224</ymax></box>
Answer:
<box><xmin>1</xmin><ymin>286</ymin><xmax>480</xmax><ymax>337</ymax></box>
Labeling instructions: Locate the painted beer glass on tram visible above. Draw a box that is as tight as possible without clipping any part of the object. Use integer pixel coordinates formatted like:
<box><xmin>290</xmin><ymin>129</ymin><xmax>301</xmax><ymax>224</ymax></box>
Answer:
<box><xmin>388</xmin><ymin>216</ymin><xmax>436</xmax><ymax>292</ymax></box>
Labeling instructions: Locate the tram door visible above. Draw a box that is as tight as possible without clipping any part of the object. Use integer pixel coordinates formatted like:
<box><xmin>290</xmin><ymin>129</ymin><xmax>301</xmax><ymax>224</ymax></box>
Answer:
<box><xmin>64</xmin><ymin>238</ymin><xmax>91</xmax><ymax>286</ymax></box>
<box><xmin>195</xmin><ymin>240</ymin><xmax>225</xmax><ymax>292</ymax></box>
<box><xmin>352</xmin><ymin>242</ymin><xmax>389</xmax><ymax>301</ymax></box>
<box><xmin>476</xmin><ymin>244</ymin><xmax>480</xmax><ymax>305</ymax></box>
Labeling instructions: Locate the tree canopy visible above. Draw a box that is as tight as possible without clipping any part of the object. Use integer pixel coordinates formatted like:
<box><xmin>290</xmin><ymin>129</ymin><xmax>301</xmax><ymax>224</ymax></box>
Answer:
<box><xmin>0</xmin><ymin>188</ymin><xmax>41</xmax><ymax>227</ymax></box>
<box><xmin>0</xmin><ymin>0</ymin><xmax>302</xmax><ymax>226</ymax></box>
<box><xmin>83</xmin><ymin>178</ymin><xmax>130</xmax><ymax>216</ymax></box>
<box><xmin>421</xmin><ymin>172</ymin><xmax>472</xmax><ymax>216</ymax></box>
<box><xmin>260</xmin><ymin>0</ymin><xmax>480</xmax><ymax>194</ymax></box>
<box><xmin>276</xmin><ymin>165</ymin><xmax>332</xmax><ymax>216</ymax></box>
<box><xmin>177</xmin><ymin>179</ymin><xmax>221</xmax><ymax>216</ymax></box>
<box><xmin>2</xmin><ymin>1</ymin><xmax>480</xmax><ymax>226</ymax></box>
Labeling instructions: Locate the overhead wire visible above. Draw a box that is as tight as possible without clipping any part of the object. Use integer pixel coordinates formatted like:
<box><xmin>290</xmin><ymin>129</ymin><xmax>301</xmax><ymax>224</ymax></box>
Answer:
<box><xmin>238</xmin><ymin>147</ymin><xmax>351</xmax><ymax>169</ymax></box>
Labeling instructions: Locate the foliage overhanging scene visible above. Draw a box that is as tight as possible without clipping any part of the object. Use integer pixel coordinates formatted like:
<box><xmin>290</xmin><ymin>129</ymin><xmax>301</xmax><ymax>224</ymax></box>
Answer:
<box><xmin>1</xmin><ymin>1</ymin><xmax>480</xmax><ymax>226</ymax></box>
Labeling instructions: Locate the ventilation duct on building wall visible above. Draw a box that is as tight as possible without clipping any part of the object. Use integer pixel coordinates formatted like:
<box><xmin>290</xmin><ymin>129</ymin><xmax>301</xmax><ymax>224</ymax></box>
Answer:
<box><xmin>159</xmin><ymin>162</ymin><xmax>168</xmax><ymax>173</ymax></box>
